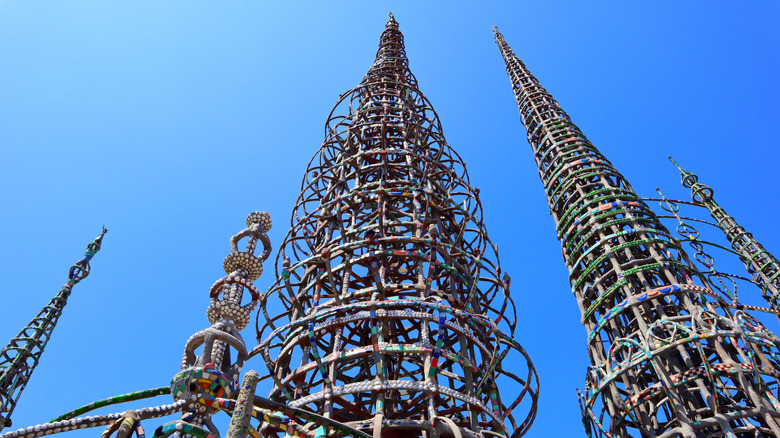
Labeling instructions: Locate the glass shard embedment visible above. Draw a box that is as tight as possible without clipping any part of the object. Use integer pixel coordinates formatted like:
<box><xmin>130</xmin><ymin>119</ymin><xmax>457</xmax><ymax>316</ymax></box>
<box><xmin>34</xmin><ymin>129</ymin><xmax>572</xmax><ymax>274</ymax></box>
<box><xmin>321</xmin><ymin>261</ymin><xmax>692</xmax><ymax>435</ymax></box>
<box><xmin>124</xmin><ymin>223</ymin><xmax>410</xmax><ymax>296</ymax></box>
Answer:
<box><xmin>495</xmin><ymin>26</ymin><xmax>780</xmax><ymax>438</ymax></box>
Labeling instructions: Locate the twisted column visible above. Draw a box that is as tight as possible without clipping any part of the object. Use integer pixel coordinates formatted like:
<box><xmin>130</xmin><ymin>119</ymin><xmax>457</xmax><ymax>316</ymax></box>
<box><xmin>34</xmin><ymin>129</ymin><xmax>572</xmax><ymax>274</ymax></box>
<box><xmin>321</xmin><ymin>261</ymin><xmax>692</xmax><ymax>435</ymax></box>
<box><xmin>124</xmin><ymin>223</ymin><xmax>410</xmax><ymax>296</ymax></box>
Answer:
<box><xmin>162</xmin><ymin>212</ymin><xmax>271</xmax><ymax>438</ymax></box>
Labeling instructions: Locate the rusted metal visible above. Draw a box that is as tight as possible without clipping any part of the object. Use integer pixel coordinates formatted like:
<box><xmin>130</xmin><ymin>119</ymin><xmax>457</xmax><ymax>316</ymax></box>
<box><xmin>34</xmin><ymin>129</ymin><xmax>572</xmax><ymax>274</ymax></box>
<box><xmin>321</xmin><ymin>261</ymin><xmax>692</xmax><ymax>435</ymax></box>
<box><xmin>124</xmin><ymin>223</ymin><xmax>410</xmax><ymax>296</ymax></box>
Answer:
<box><xmin>255</xmin><ymin>15</ymin><xmax>538</xmax><ymax>438</ymax></box>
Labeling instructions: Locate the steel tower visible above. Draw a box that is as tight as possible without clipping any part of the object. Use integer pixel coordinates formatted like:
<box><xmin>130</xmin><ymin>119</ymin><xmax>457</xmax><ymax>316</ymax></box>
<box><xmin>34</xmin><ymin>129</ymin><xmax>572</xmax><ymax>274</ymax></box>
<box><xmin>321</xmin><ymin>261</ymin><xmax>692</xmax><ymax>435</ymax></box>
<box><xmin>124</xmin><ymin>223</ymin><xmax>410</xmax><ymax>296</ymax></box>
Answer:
<box><xmin>670</xmin><ymin>157</ymin><xmax>780</xmax><ymax>310</ymax></box>
<box><xmin>256</xmin><ymin>15</ymin><xmax>539</xmax><ymax>438</ymax></box>
<box><xmin>494</xmin><ymin>27</ymin><xmax>780</xmax><ymax>437</ymax></box>
<box><xmin>0</xmin><ymin>228</ymin><xmax>107</xmax><ymax>432</ymax></box>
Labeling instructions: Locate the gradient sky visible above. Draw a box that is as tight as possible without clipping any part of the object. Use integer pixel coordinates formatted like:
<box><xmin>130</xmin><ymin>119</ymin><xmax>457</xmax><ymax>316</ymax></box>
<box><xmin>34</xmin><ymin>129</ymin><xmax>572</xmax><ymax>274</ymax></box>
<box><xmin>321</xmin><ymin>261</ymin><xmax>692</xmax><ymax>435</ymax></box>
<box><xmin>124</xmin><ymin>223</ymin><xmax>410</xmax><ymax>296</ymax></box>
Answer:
<box><xmin>1</xmin><ymin>2</ymin><xmax>778</xmax><ymax>437</ymax></box>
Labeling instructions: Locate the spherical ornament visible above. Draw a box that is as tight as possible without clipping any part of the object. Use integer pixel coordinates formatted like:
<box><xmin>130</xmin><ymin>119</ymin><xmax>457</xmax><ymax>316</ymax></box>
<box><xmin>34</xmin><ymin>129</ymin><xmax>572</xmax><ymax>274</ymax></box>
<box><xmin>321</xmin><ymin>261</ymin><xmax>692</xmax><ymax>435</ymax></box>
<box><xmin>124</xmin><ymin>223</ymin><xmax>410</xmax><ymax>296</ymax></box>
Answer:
<box><xmin>223</xmin><ymin>253</ymin><xmax>263</xmax><ymax>280</ymax></box>
<box><xmin>246</xmin><ymin>211</ymin><xmax>272</xmax><ymax>233</ymax></box>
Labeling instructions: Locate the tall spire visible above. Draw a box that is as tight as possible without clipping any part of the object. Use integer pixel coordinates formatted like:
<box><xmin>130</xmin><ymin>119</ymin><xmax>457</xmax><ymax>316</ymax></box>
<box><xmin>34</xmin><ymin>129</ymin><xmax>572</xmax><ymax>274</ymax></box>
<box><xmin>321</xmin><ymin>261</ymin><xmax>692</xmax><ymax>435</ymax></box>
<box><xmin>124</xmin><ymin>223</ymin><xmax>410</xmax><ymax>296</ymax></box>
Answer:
<box><xmin>495</xmin><ymin>27</ymin><xmax>780</xmax><ymax>437</ymax></box>
<box><xmin>670</xmin><ymin>156</ymin><xmax>780</xmax><ymax>309</ymax></box>
<box><xmin>256</xmin><ymin>18</ymin><xmax>539</xmax><ymax>438</ymax></box>
<box><xmin>0</xmin><ymin>228</ymin><xmax>107</xmax><ymax>432</ymax></box>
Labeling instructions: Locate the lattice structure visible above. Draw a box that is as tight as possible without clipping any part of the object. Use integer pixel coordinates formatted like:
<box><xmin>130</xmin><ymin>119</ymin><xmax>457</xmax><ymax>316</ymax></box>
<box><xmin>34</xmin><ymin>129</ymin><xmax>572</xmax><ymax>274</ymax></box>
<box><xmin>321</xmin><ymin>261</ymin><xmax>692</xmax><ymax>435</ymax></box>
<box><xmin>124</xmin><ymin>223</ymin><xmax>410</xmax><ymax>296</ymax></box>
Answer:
<box><xmin>0</xmin><ymin>213</ymin><xmax>373</xmax><ymax>438</ymax></box>
<box><xmin>256</xmin><ymin>15</ymin><xmax>538</xmax><ymax>438</ymax></box>
<box><xmin>0</xmin><ymin>227</ymin><xmax>107</xmax><ymax>432</ymax></box>
<box><xmin>646</xmin><ymin>189</ymin><xmax>780</xmax><ymax>321</ymax></box>
<box><xmin>670</xmin><ymin>157</ymin><xmax>780</xmax><ymax>310</ymax></box>
<box><xmin>494</xmin><ymin>27</ymin><xmax>780</xmax><ymax>437</ymax></box>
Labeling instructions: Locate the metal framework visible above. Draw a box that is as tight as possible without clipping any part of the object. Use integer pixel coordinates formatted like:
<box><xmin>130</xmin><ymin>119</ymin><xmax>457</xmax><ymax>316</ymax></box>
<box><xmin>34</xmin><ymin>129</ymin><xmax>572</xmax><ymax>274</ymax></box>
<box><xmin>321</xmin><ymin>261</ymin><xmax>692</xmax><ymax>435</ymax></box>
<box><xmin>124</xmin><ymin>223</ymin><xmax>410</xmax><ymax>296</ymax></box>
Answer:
<box><xmin>0</xmin><ymin>213</ymin><xmax>375</xmax><ymax>438</ymax></box>
<box><xmin>495</xmin><ymin>27</ymin><xmax>780</xmax><ymax>437</ymax></box>
<box><xmin>256</xmin><ymin>14</ymin><xmax>538</xmax><ymax>438</ymax></box>
<box><xmin>670</xmin><ymin>157</ymin><xmax>780</xmax><ymax>310</ymax></box>
<box><xmin>0</xmin><ymin>227</ymin><xmax>107</xmax><ymax>432</ymax></box>
<box><xmin>647</xmin><ymin>189</ymin><xmax>780</xmax><ymax>320</ymax></box>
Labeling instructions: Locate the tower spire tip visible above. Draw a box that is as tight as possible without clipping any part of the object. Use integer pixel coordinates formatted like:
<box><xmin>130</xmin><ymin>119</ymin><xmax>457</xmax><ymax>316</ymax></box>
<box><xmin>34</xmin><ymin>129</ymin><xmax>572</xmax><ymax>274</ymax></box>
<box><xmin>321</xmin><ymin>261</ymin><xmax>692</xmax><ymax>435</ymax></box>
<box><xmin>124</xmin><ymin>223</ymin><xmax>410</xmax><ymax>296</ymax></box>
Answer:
<box><xmin>668</xmin><ymin>155</ymin><xmax>684</xmax><ymax>172</ymax></box>
<box><xmin>493</xmin><ymin>26</ymin><xmax>505</xmax><ymax>43</ymax></box>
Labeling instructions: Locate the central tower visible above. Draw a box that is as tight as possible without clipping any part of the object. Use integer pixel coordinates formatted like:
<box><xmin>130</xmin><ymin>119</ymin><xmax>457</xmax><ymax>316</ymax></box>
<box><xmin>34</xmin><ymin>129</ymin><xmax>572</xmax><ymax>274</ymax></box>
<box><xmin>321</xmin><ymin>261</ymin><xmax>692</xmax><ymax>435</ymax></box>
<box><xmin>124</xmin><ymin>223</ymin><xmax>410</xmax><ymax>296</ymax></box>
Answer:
<box><xmin>256</xmin><ymin>15</ymin><xmax>538</xmax><ymax>438</ymax></box>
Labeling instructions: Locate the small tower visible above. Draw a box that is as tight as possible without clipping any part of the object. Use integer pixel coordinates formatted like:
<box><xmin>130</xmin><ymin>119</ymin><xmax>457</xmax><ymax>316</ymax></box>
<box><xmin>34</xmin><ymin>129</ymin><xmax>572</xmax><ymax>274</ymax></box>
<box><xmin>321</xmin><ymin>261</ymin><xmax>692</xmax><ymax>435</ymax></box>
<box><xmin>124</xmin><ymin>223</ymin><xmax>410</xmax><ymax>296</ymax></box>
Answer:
<box><xmin>494</xmin><ymin>27</ymin><xmax>780</xmax><ymax>437</ymax></box>
<box><xmin>670</xmin><ymin>157</ymin><xmax>780</xmax><ymax>310</ymax></box>
<box><xmin>0</xmin><ymin>228</ymin><xmax>107</xmax><ymax>432</ymax></box>
<box><xmin>0</xmin><ymin>213</ymin><xmax>370</xmax><ymax>438</ymax></box>
<box><xmin>163</xmin><ymin>211</ymin><xmax>272</xmax><ymax>438</ymax></box>
<box><xmin>256</xmin><ymin>15</ymin><xmax>539</xmax><ymax>438</ymax></box>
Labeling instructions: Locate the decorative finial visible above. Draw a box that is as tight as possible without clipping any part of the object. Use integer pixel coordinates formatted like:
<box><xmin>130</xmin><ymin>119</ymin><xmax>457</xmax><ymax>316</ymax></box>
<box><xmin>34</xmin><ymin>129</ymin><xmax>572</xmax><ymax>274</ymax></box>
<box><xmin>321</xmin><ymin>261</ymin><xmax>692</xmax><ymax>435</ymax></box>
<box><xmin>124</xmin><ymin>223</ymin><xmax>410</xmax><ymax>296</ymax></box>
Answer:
<box><xmin>493</xmin><ymin>26</ymin><xmax>503</xmax><ymax>40</ymax></box>
<box><xmin>387</xmin><ymin>11</ymin><xmax>396</xmax><ymax>24</ymax></box>
<box><xmin>94</xmin><ymin>226</ymin><xmax>108</xmax><ymax>249</ymax></box>
<box><xmin>668</xmin><ymin>156</ymin><xmax>703</xmax><ymax>191</ymax></box>
<box><xmin>668</xmin><ymin>155</ymin><xmax>684</xmax><ymax>172</ymax></box>
<box><xmin>208</xmin><ymin>211</ymin><xmax>272</xmax><ymax>330</ymax></box>
<box><xmin>171</xmin><ymin>212</ymin><xmax>272</xmax><ymax>438</ymax></box>
<box><xmin>224</xmin><ymin>211</ymin><xmax>272</xmax><ymax>280</ymax></box>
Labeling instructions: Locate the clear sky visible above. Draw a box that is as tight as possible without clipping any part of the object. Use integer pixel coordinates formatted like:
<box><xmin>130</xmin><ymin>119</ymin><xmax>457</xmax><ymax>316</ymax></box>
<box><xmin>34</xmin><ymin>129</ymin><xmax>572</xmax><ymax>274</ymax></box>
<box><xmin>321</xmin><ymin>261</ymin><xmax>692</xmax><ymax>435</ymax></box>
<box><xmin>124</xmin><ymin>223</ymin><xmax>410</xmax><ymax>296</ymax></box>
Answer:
<box><xmin>1</xmin><ymin>2</ymin><xmax>778</xmax><ymax>437</ymax></box>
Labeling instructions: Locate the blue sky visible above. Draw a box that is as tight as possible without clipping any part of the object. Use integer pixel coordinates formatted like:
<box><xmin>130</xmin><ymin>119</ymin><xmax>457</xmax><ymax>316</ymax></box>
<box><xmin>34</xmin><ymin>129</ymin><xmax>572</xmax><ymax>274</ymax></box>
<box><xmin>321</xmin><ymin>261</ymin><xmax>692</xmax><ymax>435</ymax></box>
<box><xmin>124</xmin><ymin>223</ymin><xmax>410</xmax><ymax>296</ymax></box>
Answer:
<box><xmin>1</xmin><ymin>2</ymin><xmax>778</xmax><ymax>437</ymax></box>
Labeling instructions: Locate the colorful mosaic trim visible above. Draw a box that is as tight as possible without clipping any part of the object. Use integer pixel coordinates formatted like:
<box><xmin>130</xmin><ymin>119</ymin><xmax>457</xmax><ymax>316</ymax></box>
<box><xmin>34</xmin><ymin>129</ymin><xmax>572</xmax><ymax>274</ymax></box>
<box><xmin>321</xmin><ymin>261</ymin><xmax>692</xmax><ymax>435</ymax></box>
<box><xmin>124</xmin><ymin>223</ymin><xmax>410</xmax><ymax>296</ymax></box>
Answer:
<box><xmin>50</xmin><ymin>387</ymin><xmax>170</xmax><ymax>423</ymax></box>
<box><xmin>0</xmin><ymin>402</ymin><xmax>184</xmax><ymax>438</ymax></box>
<box><xmin>495</xmin><ymin>25</ymin><xmax>780</xmax><ymax>437</ymax></box>
<box><xmin>257</xmin><ymin>15</ymin><xmax>538</xmax><ymax>438</ymax></box>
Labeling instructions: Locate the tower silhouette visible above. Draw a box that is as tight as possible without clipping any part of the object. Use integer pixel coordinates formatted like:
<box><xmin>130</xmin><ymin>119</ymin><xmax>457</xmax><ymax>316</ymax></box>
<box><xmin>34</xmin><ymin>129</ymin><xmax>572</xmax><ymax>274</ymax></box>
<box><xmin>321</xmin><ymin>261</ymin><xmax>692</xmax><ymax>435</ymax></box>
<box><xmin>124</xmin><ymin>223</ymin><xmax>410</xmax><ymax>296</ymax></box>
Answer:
<box><xmin>494</xmin><ymin>27</ymin><xmax>780</xmax><ymax>437</ymax></box>
<box><xmin>256</xmin><ymin>15</ymin><xmax>539</xmax><ymax>438</ymax></box>
<box><xmin>0</xmin><ymin>228</ymin><xmax>107</xmax><ymax>432</ymax></box>
<box><xmin>670</xmin><ymin>157</ymin><xmax>780</xmax><ymax>311</ymax></box>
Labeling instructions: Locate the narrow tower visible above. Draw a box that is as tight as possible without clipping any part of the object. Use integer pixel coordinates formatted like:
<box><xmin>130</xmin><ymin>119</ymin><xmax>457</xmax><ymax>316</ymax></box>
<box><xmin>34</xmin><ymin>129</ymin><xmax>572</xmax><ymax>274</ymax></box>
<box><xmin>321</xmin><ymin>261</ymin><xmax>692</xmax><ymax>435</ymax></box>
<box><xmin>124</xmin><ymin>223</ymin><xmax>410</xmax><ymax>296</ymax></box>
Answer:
<box><xmin>494</xmin><ymin>27</ymin><xmax>780</xmax><ymax>437</ymax></box>
<box><xmin>159</xmin><ymin>211</ymin><xmax>272</xmax><ymax>438</ymax></box>
<box><xmin>0</xmin><ymin>228</ymin><xmax>107</xmax><ymax>432</ymax></box>
<box><xmin>670</xmin><ymin>157</ymin><xmax>780</xmax><ymax>309</ymax></box>
<box><xmin>0</xmin><ymin>214</ymin><xmax>369</xmax><ymax>438</ymax></box>
<box><xmin>256</xmin><ymin>15</ymin><xmax>538</xmax><ymax>438</ymax></box>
